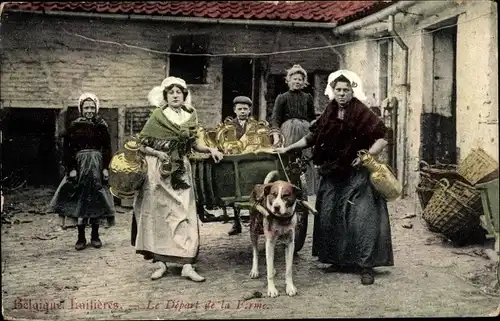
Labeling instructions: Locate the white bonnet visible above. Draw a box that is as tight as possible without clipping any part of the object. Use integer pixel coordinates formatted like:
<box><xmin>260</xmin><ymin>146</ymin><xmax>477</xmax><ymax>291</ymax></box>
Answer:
<box><xmin>147</xmin><ymin>76</ymin><xmax>193</xmax><ymax>111</ymax></box>
<box><xmin>324</xmin><ymin>70</ymin><xmax>367</xmax><ymax>101</ymax></box>
<box><xmin>78</xmin><ymin>93</ymin><xmax>100</xmax><ymax>113</ymax></box>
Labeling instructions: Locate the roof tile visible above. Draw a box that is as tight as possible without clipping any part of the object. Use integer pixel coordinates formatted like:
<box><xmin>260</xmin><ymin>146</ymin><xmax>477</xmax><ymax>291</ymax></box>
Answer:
<box><xmin>4</xmin><ymin>1</ymin><xmax>395</xmax><ymax>24</ymax></box>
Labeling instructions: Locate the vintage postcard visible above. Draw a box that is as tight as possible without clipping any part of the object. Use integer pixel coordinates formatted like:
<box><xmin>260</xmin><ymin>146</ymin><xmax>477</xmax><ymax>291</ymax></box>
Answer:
<box><xmin>1</xmin><ymin>1</ymin><xmax>498</xmax><ymax>320</ymax></box>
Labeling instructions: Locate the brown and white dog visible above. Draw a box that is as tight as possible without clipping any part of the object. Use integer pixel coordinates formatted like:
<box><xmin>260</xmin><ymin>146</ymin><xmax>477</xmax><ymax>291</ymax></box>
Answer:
<box><xmin>248</xmin><ymin>170</ymin><xmax>303</xmax><ymax>298</ymax></box>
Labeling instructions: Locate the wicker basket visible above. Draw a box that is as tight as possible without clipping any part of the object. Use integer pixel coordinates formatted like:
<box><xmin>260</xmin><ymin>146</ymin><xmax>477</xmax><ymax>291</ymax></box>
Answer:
<box><xmin>417</xmin><ymin>162</ymin><xmax>464</xmax><ymax>210</ymax></box>
<box><xmin>416</xmin><ymin>184</ymin><xmax>435</xmax><ymax>210</ymax></box>
<box><xmin>419</xmin><ymin>171</ymin><xmax>437</xmax><ymax>186</ymax></box>
<box><xmin>422</xmin><ymin>178</ymin><xmax>481</xmax><ymax>241</ymax></box>
<box><xmin>458</xmin><ymin>148</ymin><xmax>499</xmax><ymax>185</ymax></box>
<box><xmin>419</xmin><ymin>161</ymin><xmax>459</xmax><ymax>180</ymax></box>
<box><xmin>416</xmin><ymin>172</ymin><xmax>438</xmax><ymax>210</ymax></box>
<box><xmin>448</xmin><ymin>180</ymin><xmax>483</xmax><ymax>214</ymax></box>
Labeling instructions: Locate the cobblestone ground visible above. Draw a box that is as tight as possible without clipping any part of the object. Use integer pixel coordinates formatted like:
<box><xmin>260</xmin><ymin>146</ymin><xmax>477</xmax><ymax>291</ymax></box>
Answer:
<box><xmin>2</xmin><ymin>188</ymin><xmax>499</xmax><ymax>320</ymax></box>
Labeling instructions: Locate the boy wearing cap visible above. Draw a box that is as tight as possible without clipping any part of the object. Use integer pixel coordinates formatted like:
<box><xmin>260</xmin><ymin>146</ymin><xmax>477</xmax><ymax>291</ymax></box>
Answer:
<box><xmin>224</xmin><ymin>96</ymin><xmax>253</xmax><ymax>235</ymax></box>
<box><xmin>229</xmin><ymin>96</ymin><xmax>253</xmax><ymax>140</ymax></box>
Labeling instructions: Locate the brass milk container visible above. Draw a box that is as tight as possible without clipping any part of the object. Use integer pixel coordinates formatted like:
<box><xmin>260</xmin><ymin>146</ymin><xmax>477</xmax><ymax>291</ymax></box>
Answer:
<box><xmin>241</xmin><ymin>120</ymin><xmax>261</xmax><ymax>153</ymax></box>
<box><xmin>109</xmin><ymin>139</ymin><xmax>147</xmax><ymax>199</ymax></box>
<box><xmin>357</xmin><ymin>149</ymin><xmax>402</xmax><ymax>201</ymax></box>
<box><xmin>196</xmin><ymin>126</ymin><xmax>217</xmax><ymax>149</ymax></box>
<box><xmin>256</xmin><ymin>121</ymin><xmax>273</xmax><ymax>148</ymax></box>
<box><xmin>216</xmin><ymin>119</ymin><xmax>244</xmax><ymax>154</ymax></box>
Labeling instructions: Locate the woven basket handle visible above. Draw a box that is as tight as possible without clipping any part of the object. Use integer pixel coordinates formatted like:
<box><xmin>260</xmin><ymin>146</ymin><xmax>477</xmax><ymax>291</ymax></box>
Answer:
<box><xmin>420</xmin><ymin>171</ymin><xmax>432</xmax><ymax>178</ymax></box>
<box><xmin>419</xmin><ymin>160</ymin><xmax>430</xmax><ymax>170</ymax></box>
<box><xmin>438</xmin><ymin>178</ymin><xmax>450</xmax><ymax>190</ymax></box>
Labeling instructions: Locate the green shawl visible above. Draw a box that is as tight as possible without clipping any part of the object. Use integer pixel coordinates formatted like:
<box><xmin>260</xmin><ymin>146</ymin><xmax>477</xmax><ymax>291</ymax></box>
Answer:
<box><xmin>138</xmin><ymin>107</ymin><xmax>199</xmax><ymax>190</ymax></box>
<box><xmin>139</xmin><ymin>107</ymin><xmax>198</xmax><ymax>142</ymax></box>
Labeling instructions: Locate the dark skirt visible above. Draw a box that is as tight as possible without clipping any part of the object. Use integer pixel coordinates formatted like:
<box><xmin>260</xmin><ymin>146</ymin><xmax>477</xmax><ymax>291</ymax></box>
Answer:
<box><xmin>49</xmin><ymin>149</ymin><xmax>115</xmax><ymax>227</ymax></box>
<box><xmin>312</xmin><ymin>168</ymin><xmax>394</xmax><ymax>268</ymax></box>
<box><xmin>280</xmin><ymin>119</ymin><xmax>318</xmax><ymax>196</ymax></box>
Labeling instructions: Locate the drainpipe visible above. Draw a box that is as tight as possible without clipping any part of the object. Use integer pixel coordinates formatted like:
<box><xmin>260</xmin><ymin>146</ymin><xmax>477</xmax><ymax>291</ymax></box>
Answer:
<box><xmin>388</xmin><ymin>14</ymin><xmax>409</xmax><ymax>198</ymax></box>
<box><xmin>333</xmin><ymin>1</ymin><xmax>417</xmax><ymax>35</ymax></box>
<box><xmin>332</xmin><ymin>1</ymin><xmax>414</xmax><ymax>197</ymax></box>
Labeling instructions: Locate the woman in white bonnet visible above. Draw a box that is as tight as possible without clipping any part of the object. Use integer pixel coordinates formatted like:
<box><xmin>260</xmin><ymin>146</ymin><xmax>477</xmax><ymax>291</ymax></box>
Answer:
<box><xmin>270</xmin><ymin>64</ymin><xmax>317</xmax><ymax>196</ymax></box>
<box><xmin>276</xmin><ymin>70</ymin><xmax>394</xmax><ymax>285</ymax></box>
<box><xmin>131</xmin><ymin>76</ymin><xmax>223</xmax><ymax>282</ymax></box>
<box><xmin>49</xmin><ymin>93</ymin><xmax>116</xmax><ymax>251</ymax></box>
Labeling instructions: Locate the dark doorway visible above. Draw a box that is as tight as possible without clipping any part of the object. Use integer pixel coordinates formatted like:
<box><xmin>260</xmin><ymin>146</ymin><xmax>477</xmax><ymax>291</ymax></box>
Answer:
<box><xmin>420</xmin><ymin>22</ymin><xmax>458</xmax><ymax>165</ymax></box>
<box><xmin>222</xmin><ymin>57</ymin><xmax>255</xmax><ymax>121</ymax></box>
<box><xmin>2</xmin><ymin>108</ymin><xmax>59</xmax><ymax>186</ymax></box>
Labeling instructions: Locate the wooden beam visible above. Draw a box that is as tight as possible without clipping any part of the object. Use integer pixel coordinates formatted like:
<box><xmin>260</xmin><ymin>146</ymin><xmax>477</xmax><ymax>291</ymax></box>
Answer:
<box><xmin>117</xmin><ymin>106</ymin><xmax>126</xmax><ymax>148</ymax></box>
<box><xmin>251</xmin><ymin>58</ymin><xmax>256</xmax><ymax>113</ymax></box>
<box><xmin>313</xmin><ymin>74</ymin><xmax>321</xmax><ymax>113</ymax></box>
<box><xmin>259</xmin><ymin>73</ymin><xmax>267</xmax><ymax>120</ymax></box>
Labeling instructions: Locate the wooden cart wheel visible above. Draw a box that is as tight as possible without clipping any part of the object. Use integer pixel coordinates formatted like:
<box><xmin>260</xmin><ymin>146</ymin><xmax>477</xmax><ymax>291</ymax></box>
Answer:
<box><xmin>294</xmin><ymin>179</ymin><xmax>309</xmax><ymax>253</ymax></box>
<box><xmin>294</xmin><ymin>206</ymin><xmax>308</xmax><ymax>253</ymax></box>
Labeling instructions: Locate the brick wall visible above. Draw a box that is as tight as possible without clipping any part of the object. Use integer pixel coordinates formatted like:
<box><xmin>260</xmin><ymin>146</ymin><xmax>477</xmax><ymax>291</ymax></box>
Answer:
<box><xmin>1</xmin><ymin>12</ymin><xmax>339</xmax><ymax>138</ymax></box>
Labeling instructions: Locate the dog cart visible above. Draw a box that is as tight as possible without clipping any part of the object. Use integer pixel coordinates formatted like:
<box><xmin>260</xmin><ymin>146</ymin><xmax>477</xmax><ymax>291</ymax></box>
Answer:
<box><xmin>189</xmin><ymin>151</ymin><xmax>311</xmax><ymax>253</ymax></box>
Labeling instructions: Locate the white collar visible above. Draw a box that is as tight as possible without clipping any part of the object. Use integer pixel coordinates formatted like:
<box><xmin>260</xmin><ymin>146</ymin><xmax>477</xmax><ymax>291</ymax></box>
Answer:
<box><xmin>163</xmin><ymin>107</ymin><xmax>190</xmax><ymax>125</ymax></box>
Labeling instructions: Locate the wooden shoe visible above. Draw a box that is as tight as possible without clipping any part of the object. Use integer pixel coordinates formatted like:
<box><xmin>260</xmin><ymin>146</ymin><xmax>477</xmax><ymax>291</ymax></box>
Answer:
<box><xmin>360</xmin><ymin>268</ymin><xmax>374</xmax><ymax>285</ymax></box>
<box><xmin>75</xmin><ymin>239</ymin><xmax>87</xmax><ymax>251</ymax></box>
<box><xmin>90</xmin><ymin>238</ymin><xmax>102</xmax><ymax>248</ymax></box>
<box><xmin>151</xmin><ymin>262</ymin><xmax>167</xmax><ymax>280</ymax></box>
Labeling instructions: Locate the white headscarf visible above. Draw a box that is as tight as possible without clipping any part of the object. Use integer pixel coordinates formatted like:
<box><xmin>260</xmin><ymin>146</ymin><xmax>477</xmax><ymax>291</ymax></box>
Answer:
<box><xmin>147</xmin><ymin>76</ymin><xmax>193</xmax><ymax>111</ymax></box>
<box><xmin>324</xmin><ymin>70</ymin><xmax>367</xmax><ymax>102</ymax></box>
<box><xmin>78</xmin><ymin>92</ymin><xmax>100</xmax><ymax>114</ymax></box>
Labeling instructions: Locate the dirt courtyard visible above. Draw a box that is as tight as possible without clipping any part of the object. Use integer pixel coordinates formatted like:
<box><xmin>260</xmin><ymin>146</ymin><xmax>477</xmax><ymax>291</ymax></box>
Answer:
<box><xmin>1</xmin><ymin>188</ymin><xmax>499</xmax><ymax>320</ymax></box>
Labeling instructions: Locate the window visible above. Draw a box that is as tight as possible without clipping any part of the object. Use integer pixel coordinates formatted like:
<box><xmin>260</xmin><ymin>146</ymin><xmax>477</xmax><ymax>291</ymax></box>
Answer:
<box><xmin>378</xmin><ymin>40</ymin><xmax>390</xmax><ymax>105</ymax></box>
<box><xmin>125</xmin><ymin>107</ymin><xmax>153</xmax><ymax>136</ymax></box>
<box><xmin>169</xmin><ymin>34</ymin><xmax>209</xmax><ymax>84</ymax></box>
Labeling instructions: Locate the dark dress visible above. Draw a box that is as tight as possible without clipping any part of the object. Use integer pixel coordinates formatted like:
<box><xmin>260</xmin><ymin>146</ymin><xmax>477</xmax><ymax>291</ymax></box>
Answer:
<box><xmin>308</xmin><ymin>98</ymin><xmax>394</xmax><ymax>268</ymax></box>
<box><xmin>270</xmin><ymin>90</ymin><xmax>315</xmax><ymax>130</ymax></box>
<box><xmin>49</xmin><ymin>117</ymin><xmax>115</xmax><ymax>227</ymax></box>
<box><xmin>271</xmin><ymin>90</ymin><xmax>317</xmax><ymax>195</ymax></box>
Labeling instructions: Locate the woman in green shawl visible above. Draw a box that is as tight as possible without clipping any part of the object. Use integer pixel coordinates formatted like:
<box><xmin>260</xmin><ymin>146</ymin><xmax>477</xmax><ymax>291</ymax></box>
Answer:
<box><xmin>131</xmin><ymin>76</ymin><xmax>223</xmax><ymax>282</ymax></box>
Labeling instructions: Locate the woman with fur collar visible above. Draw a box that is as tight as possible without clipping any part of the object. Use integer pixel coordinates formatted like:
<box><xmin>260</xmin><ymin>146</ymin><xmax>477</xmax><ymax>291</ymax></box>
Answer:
<box><xmin>131</xmin><ymin>76</ymin><xmax>223</xmax><ymax>282</ymax></box>
<box><xmin>276</xmin><ymin>71</ymin><xmax>394</xmax><ymax>285</ymax></box>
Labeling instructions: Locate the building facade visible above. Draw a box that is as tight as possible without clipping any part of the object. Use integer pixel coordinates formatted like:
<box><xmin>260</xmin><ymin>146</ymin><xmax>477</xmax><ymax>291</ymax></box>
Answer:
<box><xmin>336</xmin><ymin>0</ymin><xmax>498</xmax><ymax>197</ymax></box>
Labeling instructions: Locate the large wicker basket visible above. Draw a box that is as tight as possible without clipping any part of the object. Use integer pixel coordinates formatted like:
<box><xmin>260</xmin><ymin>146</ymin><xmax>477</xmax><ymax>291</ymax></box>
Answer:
<box><xmin>458</xmin><ymin>148</ymin><xmax>499</xmax><ymax>185</ymax></box>
<box><xmin>417</xmin><ymin>161</ymin><xmax>464</xmax><ymax>210</ymax></box>
<box><xmin>419</xmin><ymin>161</ymin><xmax>458</xmax><ymax>179</ymax></box>
<box><xmin>422</xmin><ymin>178</ymin><xmax>482</xmax><ymax>242</ymax></box>
<box><xmin>416</xmin><ymin>172</ymin><xmax>438</xmax><ymax>210</ymax></box>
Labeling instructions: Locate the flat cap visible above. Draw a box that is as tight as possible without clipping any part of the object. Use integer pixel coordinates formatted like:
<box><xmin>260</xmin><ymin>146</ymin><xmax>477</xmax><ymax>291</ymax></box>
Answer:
<box><xmin>233</xmin><ymin>96</ymin><xmax>252</xmax><ymax>106</ymax></box>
